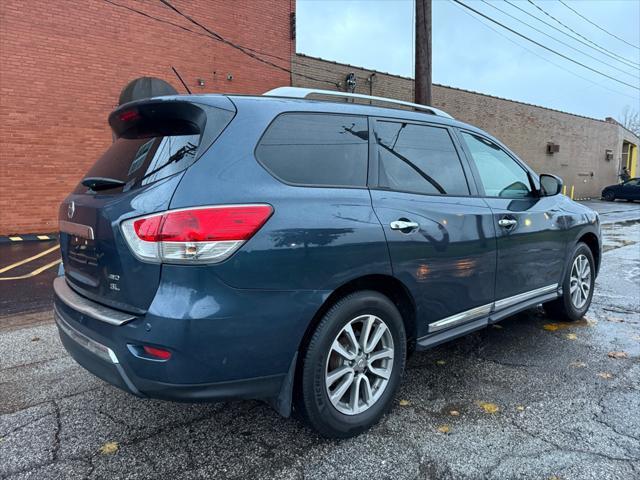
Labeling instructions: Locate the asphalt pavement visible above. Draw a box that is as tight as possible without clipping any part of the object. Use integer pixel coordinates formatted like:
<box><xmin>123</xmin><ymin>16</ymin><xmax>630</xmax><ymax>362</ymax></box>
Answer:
<box><xmin>0</xmin><ymin>200</ymin><xmax>639</xmax><ymax>479</ymax></box>
<box><xmin>0</xmin><ymin>241</ymin><xmax>59</xmax><ymax>318</ymax></box>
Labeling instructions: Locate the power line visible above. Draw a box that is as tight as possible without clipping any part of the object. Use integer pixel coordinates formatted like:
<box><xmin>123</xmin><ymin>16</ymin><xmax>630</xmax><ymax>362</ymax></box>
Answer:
<box><xmin>451</xmin><ymin>0</ymin><xmax>638</xmax><ymax>91</ymax></box>
<box><xmin>480</xmin><ymin>0</ymin><xmax>637</xmax><ymax>79</ymax></box>
<box><xmin>101</xmin><ymin>0</ymin><xmax>283</xmax><ymax>64</ymax></box>
<box><xmin>452</xmin><ymin>1</ymin><xmax>638</xmax><ymax>101</ymax></box>
<box><xmin>157</xmin><ymin>0</ymin><xmax>314</xmax><ymax>80</ymax></box>
<box><xmin>504</xmin><ymin>0</ymin><xmax>639</xmax><ymax>70</ymax></box>
<box><xmin>157</xmin><ymin>0</ymin><xmax>356</xmax><ymax>88</ymax></box>
<box><xmin>558</xmin><ymin>0</ymin><xmax>639</xmax><ymax>50</ymax></box>
<box><xmin>527</xmin><ymin>0</ymin><xmax>639</xmax><ymax>67</ymax></box>
<box><xmin>100</xmin><ymin>0</ymin><xmax>340</xmax><ymax>87</ymax></box>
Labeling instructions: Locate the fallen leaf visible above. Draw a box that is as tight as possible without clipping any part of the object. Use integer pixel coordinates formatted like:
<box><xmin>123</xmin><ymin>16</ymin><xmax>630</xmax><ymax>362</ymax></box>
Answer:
<box><xmin>597</xmin><ymin>372</ymin><xmax>614</xmax><ymax>380</ymax></box>
<box><xmin>31</xmin><ymin>337</ymin><xmax>40</xmax><ymax>342</ymax></box>
<box><xmin>516</xmin><ymin>405</ymin><xmax>525</xmax><ymax>412</ymax></box>
<box><xmin>437</xmin><ymin>425</ymin><xmax>450</xmax><ymax>434</ymax></box>
<box><xmin>478</xmin><ymin>402</ymin><xmax>500</xmax><ymax>414</ymax></box>
<box><xmin>569</xmin><ymin>361</ymin><xmax>586</xmax><ymax>368</ymax></box>
<box><xmin>548</xmin><ymin>476</ymin><xmax>561</xmax><ymax>480</ymax></box>
<box><xmin>99</xmin><ymin>441</ymin><xmax>119</xmax><ymax>455</ymax></box>
<box><xmin>449</xmin><ymin>410</ymin><xmax>460</xmax><ymax>416</ymax></box>
<box><xmin>436</xmin><ymin>360</ymin><xmax>446</xmax><ymax>366</ymax></box>
<box><xmin>491</xmin><ymin>324</ymin><xmax>503</xmax><ymax>329</ymax></box>
<box><xmin>608</xmin><ymin>351</ymin><xmax>628</xmax><ymax>359</ymax></box>
<box><xmin>606</xmin><ymin>317</ymin><xmax>624</xmax><ymax>323</ymax></box>
<box><xmin>543</xmin><ymin>318</ymin><xmax>593</xmax><ymax>331</ymax></box>
<box><xmin>399</xmin><ymin>399</ymin><xmax>410</xmax><ymax>406</ymax></box>
<box><xmin>565</xmin><ymin>333</ymin><xmax>577</xmax><ymax>340</ymax></box>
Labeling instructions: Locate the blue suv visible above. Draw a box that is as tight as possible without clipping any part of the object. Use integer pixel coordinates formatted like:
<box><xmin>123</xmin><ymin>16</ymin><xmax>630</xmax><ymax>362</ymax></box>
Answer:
<box><xmin>54</xmin><ymin>87</ymin><xmax>601</xmax><ymax>437</ymax></box>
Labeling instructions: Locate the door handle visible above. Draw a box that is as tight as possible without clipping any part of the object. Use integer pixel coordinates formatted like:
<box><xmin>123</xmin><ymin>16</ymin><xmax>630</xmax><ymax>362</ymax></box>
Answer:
<box><xmin>498</xmin><ymin>218</ymin><xmax>518</xmax><ymax>228</ymax></box>
<box><xmin>390</xmin><ymin>220</ymin><xmax>420</xmax><ymax>231</ymax></box>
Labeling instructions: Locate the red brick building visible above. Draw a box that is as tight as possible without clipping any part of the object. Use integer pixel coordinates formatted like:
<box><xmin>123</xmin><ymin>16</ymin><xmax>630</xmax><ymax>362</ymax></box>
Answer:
<box><xmin>0</xmin><ymin>0</ymin><xmax>294</xmax><ymax>235</ymax></box>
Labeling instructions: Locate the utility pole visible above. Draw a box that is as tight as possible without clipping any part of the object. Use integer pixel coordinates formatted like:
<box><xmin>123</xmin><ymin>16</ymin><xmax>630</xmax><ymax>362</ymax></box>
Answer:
<box><xmin>415</xmin><ymin>0</ymin><xmax>432</xmax><ymax>105</ymax></box>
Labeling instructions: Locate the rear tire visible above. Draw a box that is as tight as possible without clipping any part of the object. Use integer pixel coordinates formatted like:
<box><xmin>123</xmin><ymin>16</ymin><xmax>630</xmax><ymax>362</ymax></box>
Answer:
<box><xmin>602</xmin><ymin>190</ymin><xmax>615</xmax><ymax>201</ymax></box>
<box><xmin>544</xmin><ymin>242</ymin><xmax>595</xmax><ymax>322</ymax></box>
<box><xmin>297</xmin><ymin>291</ymin><xmax>406</xmax><ymax>438</ymax></box>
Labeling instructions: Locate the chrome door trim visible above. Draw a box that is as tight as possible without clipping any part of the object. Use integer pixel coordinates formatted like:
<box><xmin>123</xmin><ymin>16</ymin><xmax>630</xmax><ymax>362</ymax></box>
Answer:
<box><xmin>494</xmin><ymin>284</ymin><xmax>558</xmax><ymax>310</ymax></box>
<box><xmin>53</xmin><ymin>276</ymin><xmax>135</xmax><ymax>326</ymax></box>
<box><xmin>59</xmin><ymin>220</ymin><xmax>95</xmax><ymax>240</ymax></box>
<box><xmin>428</xmin><ymin>283</ymin><xmax>559</xmax><ymax>333</ymax></box>
<box><xmin>429</xmin><ymin>303</ymin><xmax>492</xmax><ymax>333</ymax></box>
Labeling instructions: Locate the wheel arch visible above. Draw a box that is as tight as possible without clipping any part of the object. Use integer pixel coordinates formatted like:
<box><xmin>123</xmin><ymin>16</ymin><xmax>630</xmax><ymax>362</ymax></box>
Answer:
<box><xmin>288</xmin><ymin>274</ymin><xmax>417</xmax><ymax>416</ymax></box>
<box><xmin>298</xmin><ymin>274</ymin><xmax>417</xmax><ymax>356</ymax></box>
<box><xmin>577</xmin><ymin>231</ymin><xmax>601</xmax><ymax>276</ymax></box>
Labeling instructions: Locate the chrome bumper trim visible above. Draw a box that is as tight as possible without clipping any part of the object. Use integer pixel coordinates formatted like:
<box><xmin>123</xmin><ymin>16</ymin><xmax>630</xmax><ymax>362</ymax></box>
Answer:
<box><xmin>53</xmin><ymin>276</ymin><xmax>135</xmax><ymax>326</ymax></box>
<box><xmin>54</xmin><ymin>305</ymin><xmax>119</xmax><ymax>364</ymax></box>
<box><xmin>59</xmin><ymin>220</ymin><xmax>95</xmax><ymax>240</ymax></box>
<box><xmin>494</xmin><ymin>284</ymin><xmax>558</xmax><ymax>310</ymax></box>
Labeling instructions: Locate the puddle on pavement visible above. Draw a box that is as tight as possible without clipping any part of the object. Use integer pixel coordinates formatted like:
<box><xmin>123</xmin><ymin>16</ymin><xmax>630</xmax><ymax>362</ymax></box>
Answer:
<box><xmin>601</xmin><ymin>221</ymin><xmax>640</xmax><ymax>252</ymax></box>
<box><xmin>603</xmin><ymin>239</ymin><xmax>638</xmax><ymax>253</ymax></box>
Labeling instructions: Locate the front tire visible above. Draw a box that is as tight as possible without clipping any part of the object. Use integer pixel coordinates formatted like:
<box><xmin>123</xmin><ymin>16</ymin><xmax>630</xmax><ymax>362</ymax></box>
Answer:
<box><xmin>602</xmin><ymin>190</ymin><xmax>615</xmax><ymax>201</ymax></box>
<box><xmin>297</xmin><ymin>291</ymin><xmax>406</xmax><ymax>438</ymax></box>
<box><xmin>544</xmin><ymin>242</ymin><xmax>595</xmax><ymax>322</ymax></box>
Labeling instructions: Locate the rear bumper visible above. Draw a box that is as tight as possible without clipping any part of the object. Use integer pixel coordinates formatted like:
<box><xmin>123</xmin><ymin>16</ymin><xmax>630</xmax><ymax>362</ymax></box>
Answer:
<box><xmin>53</xmin><ymin>274</ymin><xmax>328</xmax><ymax>404</ymax></box>
<box><xmin>56</xmin><ymin>306</ymin><xmax>284</xmax><ymax>400</ymax></box>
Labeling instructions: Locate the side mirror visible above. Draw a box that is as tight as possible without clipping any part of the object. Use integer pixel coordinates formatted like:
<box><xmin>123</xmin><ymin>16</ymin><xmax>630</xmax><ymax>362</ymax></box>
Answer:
<box><xmin>539</xmin><ymin>174</ymin><xmax>563</xmax><ymax>196</ymax></box>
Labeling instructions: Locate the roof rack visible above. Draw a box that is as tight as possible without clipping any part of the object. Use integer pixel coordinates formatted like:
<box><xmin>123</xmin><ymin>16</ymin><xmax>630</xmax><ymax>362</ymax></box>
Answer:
<box><xmin>263</xmin><ymin>87</ymin><xmax>454</xmax><ymax>119</ymax></box>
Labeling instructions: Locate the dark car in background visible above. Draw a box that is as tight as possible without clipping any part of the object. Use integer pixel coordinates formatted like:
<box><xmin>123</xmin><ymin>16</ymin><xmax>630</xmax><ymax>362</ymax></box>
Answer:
<box><xmin>601</xmin><ymin>177</ymin><xmax>640</xmax><ymax>202</ymax></box>
<box><xmin>53</xmin><ymin>87</ymin><xmax>602</xmax><ymax>438</ymax></box>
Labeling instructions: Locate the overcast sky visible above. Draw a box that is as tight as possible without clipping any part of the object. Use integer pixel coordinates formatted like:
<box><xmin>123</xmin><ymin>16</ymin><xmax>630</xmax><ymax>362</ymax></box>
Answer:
<box><xmin>296</xmin><ymin>0</ymin><xmax>640</xmax><ymax>120</ymax></box>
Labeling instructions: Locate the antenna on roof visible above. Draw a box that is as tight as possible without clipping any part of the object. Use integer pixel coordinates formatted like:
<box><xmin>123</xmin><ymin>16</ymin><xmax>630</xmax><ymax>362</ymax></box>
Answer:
<box><xmin>171</xmin><ymin>66</ymin><xmax>192</xmax><ymax>94</ymax></box>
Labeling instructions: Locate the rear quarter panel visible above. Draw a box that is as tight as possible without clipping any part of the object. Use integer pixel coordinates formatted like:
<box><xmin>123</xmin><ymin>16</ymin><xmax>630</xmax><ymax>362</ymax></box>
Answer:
<box><xmin>169</xmin><ymin>98</ymin><xmax>392</xmax><ymax>291</ymax></box>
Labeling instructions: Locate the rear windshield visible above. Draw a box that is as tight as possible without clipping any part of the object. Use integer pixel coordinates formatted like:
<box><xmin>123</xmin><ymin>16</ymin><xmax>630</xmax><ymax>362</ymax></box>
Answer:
<box><xmin>74</xmin><ymin>103</ymin><xmax>233</xmax><ymax>194</ymax></box>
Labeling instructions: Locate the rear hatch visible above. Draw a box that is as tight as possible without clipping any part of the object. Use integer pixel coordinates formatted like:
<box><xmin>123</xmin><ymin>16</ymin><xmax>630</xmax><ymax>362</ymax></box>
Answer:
<box><xmin>59</xmin><ymin>96</ymin><xmax>235</xmax><ymax>313</ymax></box>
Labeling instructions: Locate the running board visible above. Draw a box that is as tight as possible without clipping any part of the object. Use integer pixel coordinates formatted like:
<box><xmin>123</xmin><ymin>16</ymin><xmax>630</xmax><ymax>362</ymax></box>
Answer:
<box><xmin>416</xmin><ymin>285</ymin><xmax>560</xmax><ymax>350</ymax></box>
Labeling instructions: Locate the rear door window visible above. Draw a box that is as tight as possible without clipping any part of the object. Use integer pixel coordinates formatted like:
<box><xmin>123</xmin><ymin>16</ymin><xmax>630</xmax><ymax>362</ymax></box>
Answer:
<box><xmin>255</xmin><ymin>113</ymin><xmax>368</xmax><ymax>187</ymax></box>
<box><xmin>374</xmin><ymin>121</ymin><xmax>470</xmax><ymax>196</ymax></box>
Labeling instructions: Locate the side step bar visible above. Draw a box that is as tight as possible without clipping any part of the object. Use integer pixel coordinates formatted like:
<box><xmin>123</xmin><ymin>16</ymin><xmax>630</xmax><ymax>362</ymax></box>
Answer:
<box><xmin>416</xmin><ymin>284</ymin><xmax>560</xmax><ymax>350</ymax></box>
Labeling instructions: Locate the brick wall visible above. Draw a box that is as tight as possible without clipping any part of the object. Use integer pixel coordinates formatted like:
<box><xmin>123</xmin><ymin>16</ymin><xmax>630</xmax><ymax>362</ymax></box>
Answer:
<box><xmin>0</xmin><ymin>0</ymin><xmax>293</xmax><ymax>235</ymax></box>
<box><xmin>292</xmin><ymin>54</ymin><xmax>639</xmax><ymax>198</ymax></box>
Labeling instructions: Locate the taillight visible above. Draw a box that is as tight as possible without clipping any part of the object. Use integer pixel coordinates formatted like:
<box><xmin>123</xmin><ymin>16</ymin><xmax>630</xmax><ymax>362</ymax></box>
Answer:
<box><xmin>121</xmin><ymin>205</ymin><xmax>273</xmax><ymax>264</ymax></box>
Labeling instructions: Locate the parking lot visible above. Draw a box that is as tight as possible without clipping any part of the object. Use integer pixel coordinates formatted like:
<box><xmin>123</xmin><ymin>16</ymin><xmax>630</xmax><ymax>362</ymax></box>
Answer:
<box><xmin>1</xmin><ymin>200</ymin><xmax>639</xmax><ymax>479</ymax></box>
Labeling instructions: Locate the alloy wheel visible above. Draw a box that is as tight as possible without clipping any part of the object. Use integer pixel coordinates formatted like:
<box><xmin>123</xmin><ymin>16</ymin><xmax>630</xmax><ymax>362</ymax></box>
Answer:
<box><xmin>569</xmin><ymin>254</ymin><xmax>591</xmax><ymax>309</ymax></box>
<box><xmin>324</xmin><ymin>314</ymin><xmax>394</xmax><ymax>415</ymax></box>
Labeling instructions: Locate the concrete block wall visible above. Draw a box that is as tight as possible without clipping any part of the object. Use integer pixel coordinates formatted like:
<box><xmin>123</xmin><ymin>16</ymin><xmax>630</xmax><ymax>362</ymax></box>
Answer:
<box><xmin>292</xmin><ymin>54</ymin><xmax>639</xmax><ymax>199</ymax></box>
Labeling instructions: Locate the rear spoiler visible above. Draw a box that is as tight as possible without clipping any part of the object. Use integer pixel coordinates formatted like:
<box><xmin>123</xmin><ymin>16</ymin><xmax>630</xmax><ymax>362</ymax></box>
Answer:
<box><xmin>108</xmin><ymin>97</ymin><xmax>235</xmax><ymax>140</ymax></box>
